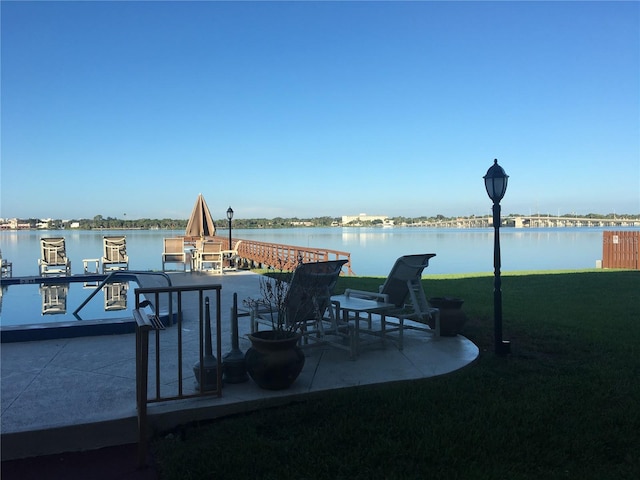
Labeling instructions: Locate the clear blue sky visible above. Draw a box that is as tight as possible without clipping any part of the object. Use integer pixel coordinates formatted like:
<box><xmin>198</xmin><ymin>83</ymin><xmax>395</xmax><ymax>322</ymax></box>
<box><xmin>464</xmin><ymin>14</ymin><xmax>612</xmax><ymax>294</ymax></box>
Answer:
<box><xmin>1</xmin><ymin>1</ymin><xmax>638</xmax><ymax>220</ymax></box>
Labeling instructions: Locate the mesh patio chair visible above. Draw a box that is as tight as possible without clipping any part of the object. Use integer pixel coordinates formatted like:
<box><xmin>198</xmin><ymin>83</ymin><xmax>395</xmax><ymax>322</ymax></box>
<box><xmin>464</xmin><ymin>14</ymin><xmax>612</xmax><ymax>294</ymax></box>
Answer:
<box><xmin>161</xmin><ymin>237</ymin><xmax>187</xmax><ymax>271</ymax></box>
<box><xmin>38</xmin><ymin>237</ymin><xmax>71</xmax><ymax>276</ymax></box>
<box><xmin>102</xmin><ymin>236</ymin><xmax>129</xmax><ymax>272</ymax></box>
<box><xmin>249</xmin><ymin>259</ymin><xmax>355</xmax><ymax>356</ymax></box>
<box><xmin>193</xmin><ymin>240</ymin><xmax>223</xmax><ymax>274</ymax></box>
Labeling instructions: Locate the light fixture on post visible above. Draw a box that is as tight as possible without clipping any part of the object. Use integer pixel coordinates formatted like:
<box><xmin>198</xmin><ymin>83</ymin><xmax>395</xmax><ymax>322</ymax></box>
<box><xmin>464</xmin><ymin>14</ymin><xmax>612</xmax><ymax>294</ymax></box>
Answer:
<box><xmin>484</xmin><ymin>159</ymin><xmax>511</xmax><ymax>356</ymax></box>
<box><xmin>226</xmin><ymin>207</ymin><xmax>234</xmax><ymax>268</ymax></box>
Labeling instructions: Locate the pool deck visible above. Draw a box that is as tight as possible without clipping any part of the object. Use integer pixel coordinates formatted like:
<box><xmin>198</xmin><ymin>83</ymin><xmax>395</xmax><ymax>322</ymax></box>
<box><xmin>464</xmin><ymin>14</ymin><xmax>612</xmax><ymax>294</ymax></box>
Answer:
<box><xmin>1</xmin><ymin>270</ymin><xmax>479</xmax><ymax>461</ymax></box>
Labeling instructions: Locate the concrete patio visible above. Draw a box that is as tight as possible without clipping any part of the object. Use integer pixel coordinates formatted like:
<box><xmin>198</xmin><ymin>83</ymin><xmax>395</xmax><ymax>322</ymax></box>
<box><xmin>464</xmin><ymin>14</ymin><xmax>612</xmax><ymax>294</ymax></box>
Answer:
<box><xmin>1</xmin><ymin>271</ymin><xmax>478</xmax><ymax>461</ymax></box>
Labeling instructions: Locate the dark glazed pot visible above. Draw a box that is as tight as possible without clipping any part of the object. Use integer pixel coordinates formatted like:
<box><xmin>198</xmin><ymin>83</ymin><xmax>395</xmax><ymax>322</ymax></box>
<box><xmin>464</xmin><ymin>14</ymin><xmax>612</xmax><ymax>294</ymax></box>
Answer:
<box><xmin>428</xmin><ymin>297</ymin><xmax>468</xmax><ymax>337</ymax></box>
<box><xmin>245</xmin><ymin>331</ymin><xmax>305</xmax><ymax>390</ymax></box>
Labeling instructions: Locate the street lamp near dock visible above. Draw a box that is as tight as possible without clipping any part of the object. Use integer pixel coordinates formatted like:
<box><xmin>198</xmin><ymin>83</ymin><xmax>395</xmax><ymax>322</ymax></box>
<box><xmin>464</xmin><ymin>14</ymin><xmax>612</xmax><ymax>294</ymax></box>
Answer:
<box><xmin>483</xmin><ymin>159</ymin><xmax>511</xmax><ymax>356</ymax></box>
<box><xmin>226</xmin><ymin>207</ymin><xmax>234</xmax><ymax>268</ymax></box>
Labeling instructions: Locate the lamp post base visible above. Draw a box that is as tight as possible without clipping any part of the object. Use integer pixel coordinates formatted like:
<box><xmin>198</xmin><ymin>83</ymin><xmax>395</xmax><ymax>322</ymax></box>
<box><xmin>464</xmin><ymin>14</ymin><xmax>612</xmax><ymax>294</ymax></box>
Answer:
<box><xmin>496</xmin><ymin>340</ymin><xmax>511</xmax><ymax>356</ymax></box>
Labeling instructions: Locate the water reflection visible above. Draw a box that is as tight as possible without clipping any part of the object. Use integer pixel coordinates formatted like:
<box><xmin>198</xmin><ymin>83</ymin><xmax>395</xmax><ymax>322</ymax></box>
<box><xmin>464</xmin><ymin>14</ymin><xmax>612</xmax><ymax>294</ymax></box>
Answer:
<box><xmin>103</xmin><ymin>282</ymin><xmax>128</xmax><ymax>311</ymax></box>
<box><xmin>38</xmin><ymin>281</ymin><xmax>130</xmax><ymax>316</ymax></box>
<box><xmin>40</xmin><ymin>284</ymin><xmax>68</xmax><ymax>315</ymax></box>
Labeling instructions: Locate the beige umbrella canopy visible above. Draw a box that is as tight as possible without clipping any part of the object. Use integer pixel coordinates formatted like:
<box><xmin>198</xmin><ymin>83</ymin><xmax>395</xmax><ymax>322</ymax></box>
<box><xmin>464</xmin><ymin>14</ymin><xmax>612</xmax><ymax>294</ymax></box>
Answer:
<box><xmin>185</xmin><ymin>194</ymin><xmax>216</xmax><ymax>238</ymax></box>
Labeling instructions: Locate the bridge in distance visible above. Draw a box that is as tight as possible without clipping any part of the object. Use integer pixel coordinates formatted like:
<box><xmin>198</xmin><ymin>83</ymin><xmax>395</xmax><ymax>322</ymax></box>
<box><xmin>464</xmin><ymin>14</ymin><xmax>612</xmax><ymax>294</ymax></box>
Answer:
<box><xmin>412</xmin><ymin>215</ymin><xmax>640</xmax><ymax>229</ymax></box>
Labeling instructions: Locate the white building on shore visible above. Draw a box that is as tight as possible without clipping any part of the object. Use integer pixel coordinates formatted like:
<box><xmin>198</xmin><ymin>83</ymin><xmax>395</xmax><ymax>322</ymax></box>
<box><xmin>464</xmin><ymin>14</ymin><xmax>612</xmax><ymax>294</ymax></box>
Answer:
<box><xmin>341</xmin><ymin>213</ymin><xmax>389</xmax><ymax>225</ymax></box>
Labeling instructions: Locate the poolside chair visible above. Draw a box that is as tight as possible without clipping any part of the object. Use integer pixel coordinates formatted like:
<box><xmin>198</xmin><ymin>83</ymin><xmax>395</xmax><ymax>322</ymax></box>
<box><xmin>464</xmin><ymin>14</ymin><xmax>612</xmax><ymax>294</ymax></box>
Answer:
<box><xmin>193</xmin><ymin>240</ymin><xmax>223</xmax><ymax>274</ymax></box>
<box><xmin>342</xmin><ymin>253</ymin><xmax>440</xmax><ymax>350</ymax></box>
<box><xmin>224</xmin><ymin>240</ymin><xmax>242</xmax><ymax>271</ymax></box>
<box><xmin>38</xmin><ymin>237</ymin><xmax>71</xmax><ymax>276</ymax></box>
<box><xmin>161</xmin><ymin>237</ymin><xmax>187</xmax><ymax>271</ymax></box>
<box><xmin>101</xmin><ymin>236</ymin><xmax>129</xmax><ymax>272</ymax></box>
<box><xmin>249</xmin><ymin>259</ymin><xmax>354</xmax><ymax>356</ymax></box>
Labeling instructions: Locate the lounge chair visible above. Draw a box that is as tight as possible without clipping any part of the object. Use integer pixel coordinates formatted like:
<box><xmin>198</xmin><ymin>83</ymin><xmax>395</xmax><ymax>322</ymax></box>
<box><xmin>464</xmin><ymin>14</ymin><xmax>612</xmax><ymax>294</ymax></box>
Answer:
<box><xmin>161</xmin><ymin>237</ymin><xmax>186</xmax><ymax>271</ymax></box>
<box><xmin>38</xmin><ymin>237</ymin><xmax>71</xmax><ymax>276</ymax></box>
<box><xmin>101</xmin><ymin>236</ymin><xmax>129</xmax><ymax>272</ymax></box>
<box><xmin>193</xmin><ymin>240</ymin><xmax>223</xmax><ymax>274</ymax></box>
<box><xmin>249</xmin><ymin>259</ymin><xmax>354</xmax><ymax>356</ymax></box>
<box><xmin>340</xmin><ymin>254</ymin><xmax>440</xmax><ymax>350</ymax></box>
<box><xmin>224</xmin><ymin>240</ymin><xmax>242</xmax><ymax>271</ymax></box>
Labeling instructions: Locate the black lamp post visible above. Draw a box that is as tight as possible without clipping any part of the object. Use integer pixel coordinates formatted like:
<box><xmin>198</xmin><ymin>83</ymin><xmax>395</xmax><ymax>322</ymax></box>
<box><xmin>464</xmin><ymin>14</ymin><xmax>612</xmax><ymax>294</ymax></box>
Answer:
<box><xmin>226</xmin><ymin>207</ymin><xmax>234</xmax><ymax>267</ymax></box>
<box><xmin>484</xmin><ymin>159</ymin><xmax>511</xmax><ymax>356</ymax></box>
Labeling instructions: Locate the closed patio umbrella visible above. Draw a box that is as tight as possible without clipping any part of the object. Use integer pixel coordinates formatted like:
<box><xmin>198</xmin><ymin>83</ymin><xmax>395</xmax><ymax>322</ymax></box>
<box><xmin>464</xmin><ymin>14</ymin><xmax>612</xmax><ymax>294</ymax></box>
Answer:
<box><xmin>185</xmin><ymin>194</ymin><xmax>216</xmax><ymax>238</ymax></box>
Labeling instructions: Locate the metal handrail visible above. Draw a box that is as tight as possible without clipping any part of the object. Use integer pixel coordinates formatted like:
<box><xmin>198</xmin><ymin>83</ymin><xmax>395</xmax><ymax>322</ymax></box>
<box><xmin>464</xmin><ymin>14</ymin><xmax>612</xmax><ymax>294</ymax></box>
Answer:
<box><xmin>72</xmin><ymin>270</ymin><xmax>172</xmax><ymax>319</ymax></box>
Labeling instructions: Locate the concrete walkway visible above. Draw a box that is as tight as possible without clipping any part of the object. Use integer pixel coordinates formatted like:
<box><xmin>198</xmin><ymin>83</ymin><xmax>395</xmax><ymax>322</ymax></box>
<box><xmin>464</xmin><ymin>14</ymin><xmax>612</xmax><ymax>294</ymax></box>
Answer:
<box><xmin>1</xmin><ymin>271</ymin><xmax>478</xmax><ymax>461</ymax></box>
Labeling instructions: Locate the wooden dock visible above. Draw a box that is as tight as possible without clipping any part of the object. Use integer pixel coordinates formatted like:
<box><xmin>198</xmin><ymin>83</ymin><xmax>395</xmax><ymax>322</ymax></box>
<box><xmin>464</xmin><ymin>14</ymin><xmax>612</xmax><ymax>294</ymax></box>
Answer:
<box><xmin>210</xmin><ymin>235</ymin><xmax>354</xmax><ymax>275</ymax></box>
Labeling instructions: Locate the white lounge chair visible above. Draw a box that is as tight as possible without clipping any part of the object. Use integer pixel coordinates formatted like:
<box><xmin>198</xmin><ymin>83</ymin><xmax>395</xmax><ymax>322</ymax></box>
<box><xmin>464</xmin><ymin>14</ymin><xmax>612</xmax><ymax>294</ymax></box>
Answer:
<box><xmin>340</xmin><ymin>254</ymin><xmax>440</xmax><ymax>350</ymax></box>
<box><xmin>249</xmin><ymin>260</ymin><xmax>354</xmax><ymax>356</ymax></box>
<box><xmin>102</xmin><ymin>236</ymin><xmax>129</xmax><ymax>272</ymax></box>
<box><xmin>38</xmin><ymin>237</ymin><xmax>71</xmax><ymax>276</ymax></box>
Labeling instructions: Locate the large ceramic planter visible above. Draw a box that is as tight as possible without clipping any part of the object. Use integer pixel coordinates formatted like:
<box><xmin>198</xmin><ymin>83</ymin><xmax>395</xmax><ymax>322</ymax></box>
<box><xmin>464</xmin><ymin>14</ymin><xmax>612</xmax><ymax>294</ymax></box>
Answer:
<box><xmin>245</xmin><ymin>331</ymin><xmax>305</xmax><ymax>390</ymax></box>
<box><xmin>428</xmin><ymin>297</ymin><xmax>468</xmax><ymax>337</ymax></box>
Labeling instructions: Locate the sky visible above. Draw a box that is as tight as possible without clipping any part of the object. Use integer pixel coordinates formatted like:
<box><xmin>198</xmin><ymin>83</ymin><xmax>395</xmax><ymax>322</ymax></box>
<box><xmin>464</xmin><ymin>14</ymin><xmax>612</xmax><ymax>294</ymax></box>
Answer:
<box><xmin>1</xmin><ymin>1</ymin><xmax>639</xmax><ymax>220</ymax></box>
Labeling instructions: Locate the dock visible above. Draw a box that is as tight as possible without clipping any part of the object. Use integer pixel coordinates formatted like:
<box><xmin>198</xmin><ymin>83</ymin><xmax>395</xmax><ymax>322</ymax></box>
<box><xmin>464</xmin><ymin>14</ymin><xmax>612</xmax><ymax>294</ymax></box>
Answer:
<box><xmin>208</xmin><ymin>235</ymin><xmax>354</xmax><ymax>274</ymax></box>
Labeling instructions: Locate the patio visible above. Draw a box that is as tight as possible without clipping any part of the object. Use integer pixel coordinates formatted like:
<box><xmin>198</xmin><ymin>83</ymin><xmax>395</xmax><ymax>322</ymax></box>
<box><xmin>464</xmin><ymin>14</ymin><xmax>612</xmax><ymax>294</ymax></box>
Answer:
<box><xmin>1</xmin><ymin>271</ymin><xmax>478</xmax><ymax>461</ymax></box>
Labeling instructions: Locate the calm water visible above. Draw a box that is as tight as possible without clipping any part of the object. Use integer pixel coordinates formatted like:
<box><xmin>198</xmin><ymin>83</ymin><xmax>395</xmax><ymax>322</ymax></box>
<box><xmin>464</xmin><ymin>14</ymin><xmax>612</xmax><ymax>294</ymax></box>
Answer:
<box><xmin>0</xmin><ymin>279</ymin><xmax>140</xmax><ymax>327</ymax></box>
<box><xmin>1</xmin><ymin>226</ymin><xmax>635</xmax><ymax>277</ymax></box>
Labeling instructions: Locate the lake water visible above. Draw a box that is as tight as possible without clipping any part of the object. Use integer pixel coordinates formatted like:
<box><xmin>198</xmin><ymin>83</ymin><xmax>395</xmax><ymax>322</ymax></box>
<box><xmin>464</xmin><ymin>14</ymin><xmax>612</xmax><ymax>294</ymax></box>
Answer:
<box><xmin>1</xmin><ymin>226</ymin><xmax>636</xmax><ymax>278</ymax></box>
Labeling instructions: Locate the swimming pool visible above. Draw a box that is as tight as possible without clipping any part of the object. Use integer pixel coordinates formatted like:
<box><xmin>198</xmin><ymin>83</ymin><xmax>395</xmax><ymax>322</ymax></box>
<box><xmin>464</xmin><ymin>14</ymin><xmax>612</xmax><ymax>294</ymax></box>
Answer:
<box><xmin>0</xmin><ymin>272</ymin><xmax>171</xmax><ymax>342</ymax></box>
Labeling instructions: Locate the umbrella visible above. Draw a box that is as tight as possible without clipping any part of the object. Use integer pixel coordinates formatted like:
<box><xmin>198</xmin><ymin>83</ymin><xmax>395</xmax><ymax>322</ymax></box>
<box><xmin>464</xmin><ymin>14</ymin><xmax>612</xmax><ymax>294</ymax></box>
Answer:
<box><xmin>185</xmin><ymin>194</ymin><xmax>216</xmax><ymax>238</ymax></box>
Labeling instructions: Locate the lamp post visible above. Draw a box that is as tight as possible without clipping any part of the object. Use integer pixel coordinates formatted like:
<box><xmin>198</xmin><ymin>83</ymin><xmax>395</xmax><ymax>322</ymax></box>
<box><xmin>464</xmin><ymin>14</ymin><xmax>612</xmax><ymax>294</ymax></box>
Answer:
<box><xmin>484</xmin><ymin>159</ymin><xmax>511</xmax><ymax>356</ymax></box>
<box><xmin>226</xmin><ymin>207</ymin><xmax>234</xmax><ymax>267</ymax></box>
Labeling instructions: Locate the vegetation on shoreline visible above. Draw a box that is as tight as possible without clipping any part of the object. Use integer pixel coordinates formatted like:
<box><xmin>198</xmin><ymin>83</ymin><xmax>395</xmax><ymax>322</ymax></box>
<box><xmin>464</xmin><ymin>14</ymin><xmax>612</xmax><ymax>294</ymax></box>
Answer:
<box><xmin>153</xmin><ymin>270</ymin><xmax>640</xmax><ymax>479</ymax></box>
<box><xmin>4</xmin><ymin>212</ymin><xmax>640</xmax><ymax>231</ymax></box>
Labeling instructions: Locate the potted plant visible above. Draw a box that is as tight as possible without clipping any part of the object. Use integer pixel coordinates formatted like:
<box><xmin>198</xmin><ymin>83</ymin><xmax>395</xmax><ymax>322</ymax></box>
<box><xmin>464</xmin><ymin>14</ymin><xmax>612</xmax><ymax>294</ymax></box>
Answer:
<box><xmin>242</xmin><ymin>266</ymin><xmax>307</xmax><ymax>390</ymax></box>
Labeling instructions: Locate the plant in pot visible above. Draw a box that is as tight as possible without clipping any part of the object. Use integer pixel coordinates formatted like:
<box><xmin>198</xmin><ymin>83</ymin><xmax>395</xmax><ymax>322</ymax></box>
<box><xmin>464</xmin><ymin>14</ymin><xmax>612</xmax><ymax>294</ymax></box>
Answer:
<box><xmin>242</xmin><ymin>265</ymin><xmax>310</xmax><ymax>390</ymax></box>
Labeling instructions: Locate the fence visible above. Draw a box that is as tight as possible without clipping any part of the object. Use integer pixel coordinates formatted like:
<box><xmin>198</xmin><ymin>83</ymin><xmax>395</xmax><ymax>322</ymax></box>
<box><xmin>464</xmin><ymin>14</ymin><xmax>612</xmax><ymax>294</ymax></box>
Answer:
<box><xmin>134</xmin><ymin>283</ymin><xmax>223</xmax><ymax>467</ymax></box>
<box><xmin>602</xmin><ymin>231</ymin><xmax>639</xmax><ymax>270</ymax></box>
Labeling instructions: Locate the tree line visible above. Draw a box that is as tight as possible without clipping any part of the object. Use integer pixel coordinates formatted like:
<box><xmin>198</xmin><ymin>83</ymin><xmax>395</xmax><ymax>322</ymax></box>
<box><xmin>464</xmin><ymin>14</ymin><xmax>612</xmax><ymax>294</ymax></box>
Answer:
<box><xmin>7</xmin><ymin>212</ymin><xmax>639</xmax><ymax>230</ymax></box>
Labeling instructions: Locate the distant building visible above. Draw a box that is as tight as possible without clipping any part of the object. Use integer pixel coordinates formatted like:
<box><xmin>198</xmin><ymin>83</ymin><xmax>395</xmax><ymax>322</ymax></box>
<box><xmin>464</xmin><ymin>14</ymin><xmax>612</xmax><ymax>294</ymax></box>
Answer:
<box><xmin>0</xmin><ymin>218</ymin><xmax>30</xmax><ymax>229</ymax></box>
<box><xmin>341</xmin><ymin>213</ymin><xmax>389</xmax><ymax>225</ymax></box>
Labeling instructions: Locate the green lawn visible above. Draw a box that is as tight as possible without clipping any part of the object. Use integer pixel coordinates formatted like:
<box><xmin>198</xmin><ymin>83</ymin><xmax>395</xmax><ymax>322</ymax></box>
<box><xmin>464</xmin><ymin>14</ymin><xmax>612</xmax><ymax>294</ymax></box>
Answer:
<box><xmin>153</xmin><ymin>270</ymin><xmax>640</xmax><ymax>479</ymax></box>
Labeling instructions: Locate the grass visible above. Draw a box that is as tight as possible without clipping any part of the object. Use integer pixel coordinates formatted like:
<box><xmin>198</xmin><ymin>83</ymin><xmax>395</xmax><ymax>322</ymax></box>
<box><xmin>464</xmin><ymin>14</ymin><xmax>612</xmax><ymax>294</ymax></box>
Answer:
<box><xmin>153</xmin><ymin>270</ymin><xmax>640</xmax><ymax>479</ymax></box>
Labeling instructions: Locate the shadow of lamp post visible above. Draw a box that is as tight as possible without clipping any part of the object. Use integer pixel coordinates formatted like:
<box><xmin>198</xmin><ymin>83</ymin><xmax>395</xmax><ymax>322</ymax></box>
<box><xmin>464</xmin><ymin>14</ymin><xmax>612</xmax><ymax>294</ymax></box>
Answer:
<box><xmin>484</xmin><ymin>159</ymin><xmax>511</xmax><ymax>356</ymax></box>
<box><xmin>226</xmin><ymin>206</ymin><xmax>234</xmax><ymax>268</ymax></box>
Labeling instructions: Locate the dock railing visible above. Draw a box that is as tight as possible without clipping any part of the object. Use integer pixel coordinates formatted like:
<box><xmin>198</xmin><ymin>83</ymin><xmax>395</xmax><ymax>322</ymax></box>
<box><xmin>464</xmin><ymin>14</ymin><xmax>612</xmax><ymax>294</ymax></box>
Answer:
<box><xmin>210</xmin><ymin>235</ymin><xmax>354</xmax><ymax>275</ymax></box>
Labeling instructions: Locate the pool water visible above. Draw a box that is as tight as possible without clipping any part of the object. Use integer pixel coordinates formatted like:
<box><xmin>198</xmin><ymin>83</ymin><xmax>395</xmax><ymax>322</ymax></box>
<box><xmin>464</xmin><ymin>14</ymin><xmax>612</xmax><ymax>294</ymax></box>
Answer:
<box><xmin>0</xmin><ymin>279</ymin><xmax>140</xmax><ymax>327</ymax></box>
